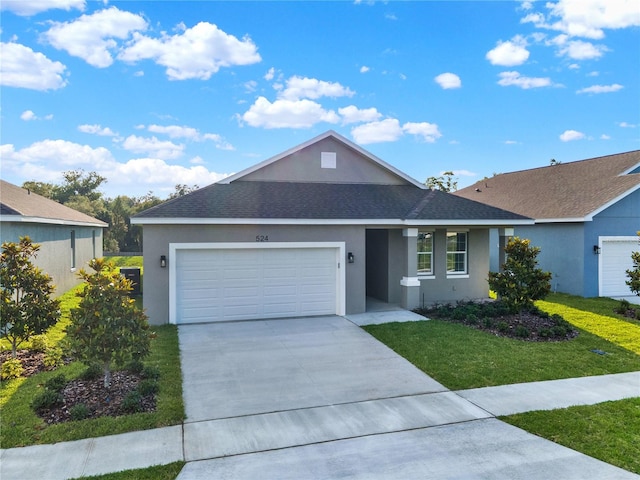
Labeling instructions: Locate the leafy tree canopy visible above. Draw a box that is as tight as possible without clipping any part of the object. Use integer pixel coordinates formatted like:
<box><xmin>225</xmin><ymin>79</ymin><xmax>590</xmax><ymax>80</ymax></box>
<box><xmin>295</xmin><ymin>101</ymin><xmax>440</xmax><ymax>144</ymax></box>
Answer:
<box><xmin>425</xmin><ymin>171</ymin><xmax>458</xmax><ymax>192</ymax></box>
<box><xmin>626</xmin><ymin>231</ymin><xmax>640</xmax><ymax>296</ymax></box>
<box><xmin>0</xmin><ymin>237</ymin><xmax>60</xmax><ymax>357</ymax></box>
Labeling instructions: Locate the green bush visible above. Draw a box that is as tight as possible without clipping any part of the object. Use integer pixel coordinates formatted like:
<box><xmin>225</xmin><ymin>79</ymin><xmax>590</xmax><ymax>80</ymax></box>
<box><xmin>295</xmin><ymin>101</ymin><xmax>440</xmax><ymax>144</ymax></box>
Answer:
<box><xmin>31</xmin><ymin>389</ymin><xmax>63</xmax><ymax>411</ymax></box>
<box><xmin>80</xmin><ymin>363</ymin><xmax>103</xmax><ymax>381</ymax></box>
<box><xmin>29</xmin><ymin>334</ymin><xmax>49</xmax><ymax>353</ymax></box>
<box><xmin>121</xmin><ymin>391</ymin><xmax>143</xmax><ymax>413</ymax></box>
<box><xmin>515</xmin><ymin>325</ymin><xmax>530</xmax><ymax>338</ymax></box>
<box><xmin>44</xmin><ymin>347</ymin><xmax>64</xmax><ymax>369</ymax></box>
<box><xmin>69</xmin><ymin>403</ymin><xmax>90</xmax><ymax>421</ymax></box>
<box><xmin>141</xmin><ymin>365</ymin><xmax>160</xmax><ymax>381</ymax></box>
<box><xmin>44</xmin><ymin>374</ymin><xmax>67</xmax><ymax>392</ymax></box>
<box><xmin>1</xmin><ymin>358</ymin><xmax>24</xmax><ymax>380</ymax></box>
<box><xmin>138</xmin><ymin>378</ymin><xmax>159</xmax><ymax>396</ymax></box>
<box><xmin>125</xmin><ymin>359</ymin><xmax>145</xmax><ymax>374</ymax></box>
<box><xmin>497</xmin><ymin>322</ymin><xmax>509</xmax><ymax>333</ymax></box>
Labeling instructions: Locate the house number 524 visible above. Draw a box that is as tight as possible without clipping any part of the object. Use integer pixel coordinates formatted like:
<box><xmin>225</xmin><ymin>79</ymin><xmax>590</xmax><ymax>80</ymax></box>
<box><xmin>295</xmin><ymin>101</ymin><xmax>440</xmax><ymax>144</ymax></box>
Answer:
<box><xmin>256</xmin><ymin>235</ymin><xmax>269</xmax><ymax>242</ymax></box>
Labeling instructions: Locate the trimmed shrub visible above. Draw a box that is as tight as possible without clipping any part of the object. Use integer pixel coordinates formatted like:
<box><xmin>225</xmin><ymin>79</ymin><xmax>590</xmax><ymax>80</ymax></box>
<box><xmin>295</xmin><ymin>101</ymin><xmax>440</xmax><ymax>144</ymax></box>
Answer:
<box><xmin>1</xmin><ymin>358</ymin><xmax>24</xmax><ymax>380</ymax></box>
<box><xmin>70</xmin><ymin>403</ymin><xmax>90</xmax><ymax>421</ymax></box>
<box><xmin>31</xmin><ymin>389</ymin><xmax>63</xmax><ymax>411</ymax></box>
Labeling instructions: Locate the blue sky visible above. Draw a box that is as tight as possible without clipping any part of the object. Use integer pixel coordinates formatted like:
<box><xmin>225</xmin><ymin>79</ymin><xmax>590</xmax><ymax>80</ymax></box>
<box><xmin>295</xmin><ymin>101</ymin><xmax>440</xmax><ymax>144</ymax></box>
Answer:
<box><xmin>1</xmin><ymin>0</ymin><xmax>639</xmax><ymax>198</ymax></box>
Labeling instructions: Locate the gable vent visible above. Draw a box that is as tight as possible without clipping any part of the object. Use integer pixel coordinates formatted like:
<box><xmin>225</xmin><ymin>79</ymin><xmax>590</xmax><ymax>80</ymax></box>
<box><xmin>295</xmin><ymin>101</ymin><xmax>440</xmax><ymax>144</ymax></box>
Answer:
<box><xmin>321</xmin><ymin>152</ymin><xmax>337</xmax><ymax>169</ymax></box>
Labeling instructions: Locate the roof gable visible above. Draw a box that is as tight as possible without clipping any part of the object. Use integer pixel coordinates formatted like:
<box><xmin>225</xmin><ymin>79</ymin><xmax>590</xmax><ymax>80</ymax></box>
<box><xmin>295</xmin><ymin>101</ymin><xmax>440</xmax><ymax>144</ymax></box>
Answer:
<box><xmin>454</xmin><ymin>150</ymin><xmax>640</xmax><ymax>221</ymax></box>
<box><xmin>220</xmin><ymin>130</ymin><xmax>425</xmax><ymax>188</ymax></box>
<box><xmin>0</xmin><ymin>180</ymin><xmax>107</xmax><ymax>227</ymax></box>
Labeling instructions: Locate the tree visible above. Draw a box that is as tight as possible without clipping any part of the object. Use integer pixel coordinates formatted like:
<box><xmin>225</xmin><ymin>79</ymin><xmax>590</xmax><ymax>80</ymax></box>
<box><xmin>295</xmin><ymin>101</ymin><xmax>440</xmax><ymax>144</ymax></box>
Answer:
<box><xmin>488</xmin><ymin>237</ymin><xmax>552</xmax><ymax>314</ymax></box>
<box><xmin>168</xmin><ymin>184</ymin><xmax>199</xmax><ymax>199</ymax></box>
<box><xmin>425</xmin><ymin>171</ymin><xmax>458</xmax><ymax>192</ymax></box>
<box><xmin>67</xmin><ymin>259</ymin><xmax>152</xmax><ymax>388</ymax></box>
<box><xmin>626</xmin><ymin>231</ymin><xmax>640</xmax><ymax>296</ymax></box>
<box><xmin>0</xmin><ymin>237</ymin><xmax>60</xmax><ymax>357</ymax></box>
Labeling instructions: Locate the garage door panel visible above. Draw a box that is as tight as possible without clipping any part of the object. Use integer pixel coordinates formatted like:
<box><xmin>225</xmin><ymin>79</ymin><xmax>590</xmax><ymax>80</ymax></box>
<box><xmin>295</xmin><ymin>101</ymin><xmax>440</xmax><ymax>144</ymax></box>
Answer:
<box><xmin>601</xmin><ymin>238</ymin><xmax>637</xmax><ymax>297</ymax></box>
<box><xmin>175</xmin><ymin>246</ymin><xmax>339</xmax><ymax>324</ymax></box>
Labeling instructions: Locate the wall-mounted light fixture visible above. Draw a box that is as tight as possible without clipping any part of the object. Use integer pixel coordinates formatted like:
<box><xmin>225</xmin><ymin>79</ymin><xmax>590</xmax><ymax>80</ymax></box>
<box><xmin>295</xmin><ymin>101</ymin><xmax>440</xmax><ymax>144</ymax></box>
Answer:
<box><xmin>348</xmin><ymin>252</ymin><xmax>355</xmax><ymax>264</ymax></box>
<box><xmin>160</xmin><ymin>255</ymin><xmax>167</xmax><ymax>268</ymax></box>
<box><xmin>593</xmin><ymin>245</ymin><xmax>601</xmax><ymax>255</ymax></box>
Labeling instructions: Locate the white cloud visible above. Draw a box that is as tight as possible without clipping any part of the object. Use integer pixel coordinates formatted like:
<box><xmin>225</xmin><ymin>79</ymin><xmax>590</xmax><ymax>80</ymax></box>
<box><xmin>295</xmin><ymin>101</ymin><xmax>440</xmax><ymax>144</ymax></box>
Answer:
<box><xmin>20</xmin><ymin>110</ymin><xmax>36</xmax><ymax>121</ymax></box>
<box><xmin>559</xmin><ymin>129</ymin><xmax>586</xmax><ymax>141</ymax></box>
<box><xmin>0</xmin><ymin>42</ymin><xmax>68</xmax><ymax>91</ymax></box>
<box><xmin>146</xmin><ymin>124</ymin><xmax>234</xmax><ymax>150</ymax></box>
<box><xmin>109</xmin><ymin>158</ymin><xmax>228</xmax><ymax>189</ymax></box>
<box><xmin>241</xmin><ymin>97</ymin><xmax>339</xmax><ymax>129</ymax></box>
<box><xmin>504</xmin><ymin>140</ymin><xmax>520</xmax><ymax>145</ymax></box>
<box><xmin>78</xmin><ymin>124</ymin><xmax>117</xmax><ymax>136</ymax></box>
<box><xmin>576</xmin><ymin>83</ymin><xmax>623</xmax><ymax>94</ymax></box>
<box><xmin>402</xmin><ymin>122</ymin><xmax>442</xmax><ymax>143</ymax></box>
<box><xmin>434</xmin><ymin>72</ymin><xmax>461</xmax><ymax>89</ymax></box>
<box><xmin>351</xmin><ymin>119</ymin><xmax>403</xmax><ymax>144</ymax></box>
<box><xmin>600</xmin><ymin>134</ymin><xmax>611</xmax><ymax>139</ymax></box>
<box><xmin>497</xmin><ymin>71</ymin><xmax>553</xmax><ymax>89</ymax></box>
<box><xmin>486</xmin><ymin>36</ymin><xmax>530</xmax><ymax>66</ymax></box>
<box><xmin>121</xmin><ymin>135</ymin><xmax>184</xmax><ymax>159</ymax></box>
<box><xmin>44</xmin><ymin>7</ymin><xmax>148</xmax><ymax>68</ymax></box>
<box><xmin>587</xmin><ymin>70</ymin><xmax>600</xmax><ymax>76</ymax></box>
<box><xmin>1</xmin><ymin>140</ymin><xmax>229</xmax><ymax>196</ymax></box>
<box><xmin>119</xmin><ymin>21</ymin><xmax>261</xmax><ymax>80</ymax></box>
<box><xmin>1</xmin><ymin>0</ymin><xmax>85</xmax><ymax>16</ymax></box>
<box><xmin>545</xmin><ymin>0</ymin><xmax>640</xmax><ymax>39</ymax></box>
<box><xmin>360</xmin><ymin>65</ymin><xmax>370</xmax><ymax>73</ymax></box>
<box><xmin>1</xmin><ymin>140</ymin><xmax>115</xmax><ymax>172</ymax></box>
<box><xmin>450</xmin><ymin>169</ymin><xmax>476</xmax><ymax>177</ymax></box>
<box><xmin>244</xmin><ymin>80</ymin><xmax>258</xmax><ymax>93</ymax></box>
<box><xmin>557</xmin><ymin>39</ymin><xmax>607</xmax><ymax>59</ymax></box>
<box><xmin>618</xmin><ymin>122</ymin><xmax>637</xmax><ymax>128</ymax></box>
<box><xmin>278</xmin><ymin>76</ymin><xmax>355</xmax><ymax>101</ymax></box>
<box><xmin>338</xmin><ymin>105</ymin><xmax>382</xmax><ymax>124</ymax></box>
<box><xmin>264</xmin><ymin>67</ymin><xmax>275</xmax><ymax>81</ymax></box>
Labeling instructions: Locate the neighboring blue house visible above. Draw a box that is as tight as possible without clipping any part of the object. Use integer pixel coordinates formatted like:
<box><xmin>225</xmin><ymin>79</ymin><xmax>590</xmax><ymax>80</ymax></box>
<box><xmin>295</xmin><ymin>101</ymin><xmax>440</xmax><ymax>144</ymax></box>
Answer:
<box><xmin>455</xmin><ymin>151</ymin><xmax>640</xmax><ymax>300</ymax></box>
<box><xmin>0</xmin><ymin>180</ymin><xmax>108</xmax><ymax>296</ymax></box>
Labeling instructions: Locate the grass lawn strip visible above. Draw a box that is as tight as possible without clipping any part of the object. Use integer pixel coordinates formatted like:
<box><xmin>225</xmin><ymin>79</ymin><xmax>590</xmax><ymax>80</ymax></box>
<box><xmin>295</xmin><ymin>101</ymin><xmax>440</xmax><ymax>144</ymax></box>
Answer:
<box><xmin>502</xmin><ymin>397</ymin><xmax>640</xmax><ymax>475</ymax></box>
<box><xmin>363</xmin><ymin>320</ymin><xmax>639</xmax><ymax>390</ymax></box>
<box><xmin>71</xmin><ymin>461</ymin><xmax>185</xmax><ymax>480</ymax></box>
<box><xmin>537</xmin><ymin>299</ymin><xmax>640</xmax><ymax>354</ymax></box>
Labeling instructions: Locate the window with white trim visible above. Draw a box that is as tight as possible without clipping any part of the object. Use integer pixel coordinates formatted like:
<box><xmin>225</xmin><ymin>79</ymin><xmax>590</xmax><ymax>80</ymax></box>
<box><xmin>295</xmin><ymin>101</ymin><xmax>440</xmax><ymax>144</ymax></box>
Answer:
<box><xmin>446</xmin><ymin>231</ymin><xmax>467</xmax><ymax>274</ymax></box>
<box><xmin>417</xmin><ymin>232</ymin><xmax>433</xmax><ymax>275</ymax></box>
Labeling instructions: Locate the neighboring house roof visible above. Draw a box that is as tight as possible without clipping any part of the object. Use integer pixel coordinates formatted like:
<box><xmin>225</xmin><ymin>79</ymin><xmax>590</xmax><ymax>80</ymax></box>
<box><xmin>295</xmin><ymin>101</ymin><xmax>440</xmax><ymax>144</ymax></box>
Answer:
<box><xmin>454</xmin><ymin>150</ymin><xmax>640</xmax><ymax>222</ymax></box>
<box><xmin>0</xmin><ymin>180</ymin><xmax>108</xmax><ymax>227</ymax></box>
<box><xmin>133</xmin><ymin>131</ymin><xmax>531</xmax><ymax>227</ymax></box>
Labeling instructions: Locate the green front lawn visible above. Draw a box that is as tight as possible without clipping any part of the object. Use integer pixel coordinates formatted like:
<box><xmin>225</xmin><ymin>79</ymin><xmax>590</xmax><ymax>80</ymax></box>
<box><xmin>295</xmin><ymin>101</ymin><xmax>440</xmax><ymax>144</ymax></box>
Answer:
<box><xmin>502</xmin><ymin>398</ymin><xmax>640</xmax><ymax>475</ymax></box>
<box><xmin>364</xmin><ymin>319</ymin><xmax>639</xmax><ymax>390</ymax></box>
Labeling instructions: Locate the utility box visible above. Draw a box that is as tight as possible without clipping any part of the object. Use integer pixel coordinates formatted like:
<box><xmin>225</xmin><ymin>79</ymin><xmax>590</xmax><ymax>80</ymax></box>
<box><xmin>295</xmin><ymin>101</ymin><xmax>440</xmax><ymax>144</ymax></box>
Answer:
<box><xmin>120</xmin><ymin>267</ymin><xmax>141</xmax><ymax>296</ymax></box>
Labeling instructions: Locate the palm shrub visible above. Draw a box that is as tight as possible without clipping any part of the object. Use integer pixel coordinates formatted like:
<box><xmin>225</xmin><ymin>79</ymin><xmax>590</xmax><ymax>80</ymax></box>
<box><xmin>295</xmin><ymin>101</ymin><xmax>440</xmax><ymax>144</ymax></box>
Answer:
<box><xmin>0</xmin><ymin>237</ymin><xmax>60</xmax><ymax>357</ymax></box>
<box><xmin>488</xmin><ymin>237</ymin><xmax>552</xmax><ymax>315</ymax></box>
<box><xmin>67</xmin><ymin>258</ymin><xmax>152</xmax><ymax>388</ymax></box>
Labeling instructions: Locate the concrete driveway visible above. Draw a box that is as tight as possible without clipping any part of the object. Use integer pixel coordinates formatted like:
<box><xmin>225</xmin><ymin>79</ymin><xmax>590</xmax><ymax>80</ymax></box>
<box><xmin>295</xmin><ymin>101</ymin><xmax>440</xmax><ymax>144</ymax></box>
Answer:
<box><xmin>176</xmin><ymin>316</ymin><xmax>637</xmax><ymax>479</ymax></box>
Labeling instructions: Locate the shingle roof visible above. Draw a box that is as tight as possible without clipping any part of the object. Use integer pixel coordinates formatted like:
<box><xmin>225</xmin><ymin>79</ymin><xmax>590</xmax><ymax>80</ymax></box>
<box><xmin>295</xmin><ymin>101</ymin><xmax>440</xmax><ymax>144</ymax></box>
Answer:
<box><xmin>0</xmin><ymin>180</ymin><xmax>107</xmax><ymax>227</ymax></box>
<box><xmin>133</xmin><ymin>181</ymin><xmax>529</xmax><ymax>224</ymax></box>
<box><xmin>454</xmin><ymin>151</ymin><xmax>640</xmax><ymax>220</ymax></box>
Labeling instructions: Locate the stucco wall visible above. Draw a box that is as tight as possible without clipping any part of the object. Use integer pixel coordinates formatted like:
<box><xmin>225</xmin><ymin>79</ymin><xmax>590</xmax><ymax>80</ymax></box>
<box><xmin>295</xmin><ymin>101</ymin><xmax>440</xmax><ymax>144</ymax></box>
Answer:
<box><xmin>1</xmin><ymin>222</ymin><xmax>103</xmax><ymax>296</ymax></box>
<box><xmin>241</xmin><ymin>137</ymin><xmax>406</xmax><ymax>185</ymax></box>
<box><xmin>417</xmin><ymin>229</ymin><xmax>491</xmax><ymax>306</ymax></box>
<box><xmin>142</xmin><ymin>224</ymin><xmax>366</xmax><ymax>325</ymax></box>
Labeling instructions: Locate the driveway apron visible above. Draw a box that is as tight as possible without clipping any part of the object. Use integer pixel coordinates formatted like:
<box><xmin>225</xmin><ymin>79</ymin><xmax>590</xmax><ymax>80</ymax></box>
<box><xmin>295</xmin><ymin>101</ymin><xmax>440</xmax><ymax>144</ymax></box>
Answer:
<box><xmin>177</xmin><ymin>316</ymin><xmax>639</xmax><ymax>480</ymax></box>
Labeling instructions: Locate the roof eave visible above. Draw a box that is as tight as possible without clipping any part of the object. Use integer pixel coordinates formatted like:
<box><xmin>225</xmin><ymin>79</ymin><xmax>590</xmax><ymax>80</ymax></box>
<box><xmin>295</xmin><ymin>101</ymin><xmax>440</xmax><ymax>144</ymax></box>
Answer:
<box><xmin>0</xmin><ymin>215</ymin><xmax>108</xmax><ymax>228</ymax></box>
<box><xmin>131</xmin><ymin>217</ymin><xmax>533</xmax><ymax>226</ymax></box>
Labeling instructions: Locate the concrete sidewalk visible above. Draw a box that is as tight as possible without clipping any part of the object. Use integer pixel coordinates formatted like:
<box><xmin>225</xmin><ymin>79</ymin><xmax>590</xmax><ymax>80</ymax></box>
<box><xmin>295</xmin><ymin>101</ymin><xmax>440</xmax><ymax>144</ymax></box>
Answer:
<box><xmin>1</xmin><ymin>312</ymin><xmax>638</xmax><ymax>480</ymax></box>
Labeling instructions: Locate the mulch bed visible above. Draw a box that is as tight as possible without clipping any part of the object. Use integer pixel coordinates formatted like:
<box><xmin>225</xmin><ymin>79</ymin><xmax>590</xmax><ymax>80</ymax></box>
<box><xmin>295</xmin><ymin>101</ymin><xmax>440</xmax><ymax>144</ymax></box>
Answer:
<box><xmin>1</xmin><ymin>350</ymin><xmax>156</xmax><ymax>423</ymax></box>
<box><xmin>37</xmin><ymin>371</ymin><xmax>156</xmax><ymax>424</ymax></box>
<box><xmin>459</xmin><ymin>311</ymin><xmax>579</xmax><ymax>341</ymax></box>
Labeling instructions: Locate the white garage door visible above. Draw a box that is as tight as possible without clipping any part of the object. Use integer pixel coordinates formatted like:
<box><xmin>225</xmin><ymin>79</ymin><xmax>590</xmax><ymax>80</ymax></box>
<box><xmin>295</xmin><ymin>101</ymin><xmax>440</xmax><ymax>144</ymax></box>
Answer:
<box><xmin>600</xmin><ymin>237</ymin><xmax>638</xmax><ymax>297</ymax></box>
<box><xmin>173</xmin><ymin>245</ymin><xmax>341</xmax><ymax>324</ymax></box>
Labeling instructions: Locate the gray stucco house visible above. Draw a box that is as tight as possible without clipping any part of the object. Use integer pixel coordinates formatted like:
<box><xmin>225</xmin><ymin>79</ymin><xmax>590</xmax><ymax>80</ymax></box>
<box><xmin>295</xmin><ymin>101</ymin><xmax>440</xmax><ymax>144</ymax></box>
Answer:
<box><xmin>133</xmin><ymin>131</ymin><xmax>531</xmax><ymax>325</ymax></box>
<box><xmin>455</xmin><ymin>150</ymin><xmax>640</xmax><ymax>300</ymax></box>
<box><xmin>0</xmin><ymin>180</ymin><xmax>108</xmax><ymax>296</ymax></box>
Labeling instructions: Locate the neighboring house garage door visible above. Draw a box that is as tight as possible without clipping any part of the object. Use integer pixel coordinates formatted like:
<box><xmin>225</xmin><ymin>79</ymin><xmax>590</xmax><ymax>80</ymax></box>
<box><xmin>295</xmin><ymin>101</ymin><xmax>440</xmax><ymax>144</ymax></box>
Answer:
<box><xmin>171</xmin><ymin>243</ymin><xmax>344</xmax><ymax>324</ymax></box>
<box><xmin>600</xmin><ymin>237</ymin><xmax>638</xmax><ymax>297</ymax></box>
